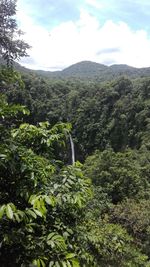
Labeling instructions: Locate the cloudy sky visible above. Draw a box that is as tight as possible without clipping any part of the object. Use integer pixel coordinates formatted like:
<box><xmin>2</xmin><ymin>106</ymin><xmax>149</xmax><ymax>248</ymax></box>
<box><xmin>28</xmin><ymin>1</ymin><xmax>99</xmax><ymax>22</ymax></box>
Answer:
<box><xmin>16</xmin><ymin>0</ymin><xmax>150</xmax><ymax>70</ymax></box>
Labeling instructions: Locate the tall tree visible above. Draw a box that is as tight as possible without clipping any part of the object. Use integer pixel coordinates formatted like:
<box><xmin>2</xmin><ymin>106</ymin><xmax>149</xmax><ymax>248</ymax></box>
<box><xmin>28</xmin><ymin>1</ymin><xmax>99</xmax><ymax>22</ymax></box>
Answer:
<box><xmin>0</xmin><ymin>0</ymin><xmax>30</xmax><ymax>65</ymax></box>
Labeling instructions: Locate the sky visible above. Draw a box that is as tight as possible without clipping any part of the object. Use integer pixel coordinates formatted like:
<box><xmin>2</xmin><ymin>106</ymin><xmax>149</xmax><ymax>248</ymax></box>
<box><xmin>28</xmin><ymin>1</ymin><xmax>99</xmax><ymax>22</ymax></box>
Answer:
<box><xmin>16</xmin><ymin>0</ymin><xmax>150</xmax><ymax>71</ymax></box>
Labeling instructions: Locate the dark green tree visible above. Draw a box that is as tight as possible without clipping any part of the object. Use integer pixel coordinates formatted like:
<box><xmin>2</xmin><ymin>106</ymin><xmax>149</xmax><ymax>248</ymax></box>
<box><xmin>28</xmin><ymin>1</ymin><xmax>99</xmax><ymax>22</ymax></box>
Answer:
<box><xmin>0</xmin><ymin>0</ymin><xmax>30</xmax><ymax>65</ymax></box>
<box><xmin>110</xmin><ymin>199</ymin><xmax>150</xmax><ymax>258</ymax></box>
<box><xmin>0</xmin><ymin>94</ymin><xmax>94</xmax><ymax>267</ymax></box>
<box><xmin>83</xmin><ymin>149</ymin><xmax>150</xmax><ymax>204</ymax></box>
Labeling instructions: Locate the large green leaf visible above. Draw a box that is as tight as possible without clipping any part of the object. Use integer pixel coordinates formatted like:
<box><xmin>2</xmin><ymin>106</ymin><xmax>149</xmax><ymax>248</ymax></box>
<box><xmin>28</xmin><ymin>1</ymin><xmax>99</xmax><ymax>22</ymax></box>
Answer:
<box><xmin>6</xmin><ymin>204</ymin><xmax>13</xmax><ymax>219</ymax></box>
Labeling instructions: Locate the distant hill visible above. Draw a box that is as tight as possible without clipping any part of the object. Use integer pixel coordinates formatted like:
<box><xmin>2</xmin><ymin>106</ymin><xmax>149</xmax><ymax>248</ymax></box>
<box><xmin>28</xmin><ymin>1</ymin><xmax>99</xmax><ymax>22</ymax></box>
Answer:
<box><xmin>1</xmin><ymin>59</ymin><xmax>150</xmax><ymax>81</ymax></box>
<box><xmin>61</xmin><ymin>61</ymin><xmax>107</xmax><ymax>78</ymax></box>
<box><xmin>34</xmin><ymin>61</ymin><xmax>150</xmax><ymax>81</ymax></box>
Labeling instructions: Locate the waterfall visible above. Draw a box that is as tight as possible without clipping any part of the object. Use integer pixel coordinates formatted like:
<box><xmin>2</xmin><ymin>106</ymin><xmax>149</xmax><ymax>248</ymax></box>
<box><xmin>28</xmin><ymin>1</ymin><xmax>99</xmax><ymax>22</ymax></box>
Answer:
<box><xmin>69</xmin><ymin>134</ymin><xmax>75</xmax><ymax>164</ymax></box>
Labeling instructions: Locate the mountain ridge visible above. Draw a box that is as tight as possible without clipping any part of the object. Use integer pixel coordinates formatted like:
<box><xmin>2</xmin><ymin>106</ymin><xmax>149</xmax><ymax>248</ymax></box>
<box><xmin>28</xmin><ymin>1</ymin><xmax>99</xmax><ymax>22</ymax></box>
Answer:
<box><xmin>1</xmin><ymin>59</ymin><xmax>150</xmax><ymax>81</ymax></box>
<box><xmin>33</xmin><ymin>60</ymin><xmax>150</xmax><ymax>81</ymax></box>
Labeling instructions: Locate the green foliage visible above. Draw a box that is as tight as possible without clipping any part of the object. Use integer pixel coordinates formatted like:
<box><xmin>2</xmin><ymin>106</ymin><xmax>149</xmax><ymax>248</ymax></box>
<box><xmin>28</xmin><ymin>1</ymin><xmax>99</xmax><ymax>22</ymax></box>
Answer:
<box><xmin>83</xmin><ymin>149</ymin><xmax>149</xmax><ymax>204</ymax></box>
<box><xmin>11</xmin><ymin>121</ymin><xmax>71</xmax><ymax>159</ymax></box>
<box><xmin>3</xmin><ymin>69</ymin><xmax>150</xmax><ymax>161</ymax></box>
<box><xmin>0</xmin><ymin>95</ymin><xmax>94</xmax><ymax>266</ymax></box>
<box><xmin>83</xmin><ymin>145</ymin><xmax>150</xmax><ymax>265</ymax></box>
<box><xmin>0</xmin><ymin>94</ymin><xmax>29</xmax><ymax>118</ymax></box>
<box><xmin>1</xmin><ymin>34</ymin><xmax>150</xmax><ymax>265</ymax></box>
<box><xmin>0</xmin><ymin>0</ymin><xmax>30</xmax><ymax>65</ymax></box>
<box><xmin>87</xmin><ymin>220</ymin><xmax>149</xmax><ymax>267</ymax></box>
<box><xmin>110</xmin><ymin>199</ymin><xmax>150</xmax><ymax>257</ymax></box>
<box><xmin>0</xmin><ymin>66</ymin><xmax>25</xmax><ymax>92</ymax></box>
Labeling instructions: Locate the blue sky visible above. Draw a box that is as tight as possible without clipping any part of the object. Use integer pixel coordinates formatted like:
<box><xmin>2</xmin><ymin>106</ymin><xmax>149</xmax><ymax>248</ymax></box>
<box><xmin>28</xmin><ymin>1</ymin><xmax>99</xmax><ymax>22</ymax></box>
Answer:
<box><xmin>17</xmin><ymin>0</ymin><xmax>150</xmax><ymax>70</ymax></box>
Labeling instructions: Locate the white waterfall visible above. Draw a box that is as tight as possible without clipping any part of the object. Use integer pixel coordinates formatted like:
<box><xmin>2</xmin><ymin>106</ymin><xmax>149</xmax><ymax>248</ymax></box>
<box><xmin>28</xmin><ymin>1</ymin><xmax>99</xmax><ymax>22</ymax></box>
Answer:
<box><xmin>69</xmin><ymin>134</ymin><xmax>75</xmax><ymax>164</ymax></box>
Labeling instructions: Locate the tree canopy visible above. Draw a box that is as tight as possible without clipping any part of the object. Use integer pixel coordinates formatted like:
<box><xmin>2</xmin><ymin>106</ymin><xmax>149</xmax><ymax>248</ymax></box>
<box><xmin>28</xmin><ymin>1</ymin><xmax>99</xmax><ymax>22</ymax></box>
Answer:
<box><xmin>0</xmin><ymin>0</ymin><xmax>30</xmax><ymax>65</ymax></box>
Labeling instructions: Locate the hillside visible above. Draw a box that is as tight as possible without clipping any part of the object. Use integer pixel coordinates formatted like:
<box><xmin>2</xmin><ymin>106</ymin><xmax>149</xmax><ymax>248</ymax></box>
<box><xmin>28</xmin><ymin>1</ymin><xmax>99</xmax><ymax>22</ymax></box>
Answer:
<box><xmin>25</xmin><ymin>61</ymin><xmax>150</xmax><ymax>81</ymax></box>
<box><xmin>61</xmin><ymin>61</ymin><xmax>107</xmax><ymax>78</ymax></box>
<box><xmin>1</xmin><ymin>59</ymin><xmax>150</xmax><ymax>81</ymax></box>
<box><xmin>21</xmin><ymin>61</ymin><xmax>150</xmax><ymax>81</ymax></box>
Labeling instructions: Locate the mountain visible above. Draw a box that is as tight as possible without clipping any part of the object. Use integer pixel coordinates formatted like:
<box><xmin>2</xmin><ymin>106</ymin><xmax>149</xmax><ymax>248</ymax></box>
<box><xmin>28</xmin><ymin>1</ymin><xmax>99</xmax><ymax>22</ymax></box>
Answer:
<box><xmin>61</xmin><ymin>61</ymin><xmax>107</xmax><ymax>78</ymax></box>
<box><xmin>20</xmin><ymin>61</ymin><xmax>150</xmax><ymax>81</ymax></box>
<box><xmin>1</xmin><ymin>59</ymin><xmax>150</xmax><ymax>81</ymax></box>
<box><xmin>45</xmin><ymin>61</ymin><xmax>150</xmax><ymax>81</ymax></box>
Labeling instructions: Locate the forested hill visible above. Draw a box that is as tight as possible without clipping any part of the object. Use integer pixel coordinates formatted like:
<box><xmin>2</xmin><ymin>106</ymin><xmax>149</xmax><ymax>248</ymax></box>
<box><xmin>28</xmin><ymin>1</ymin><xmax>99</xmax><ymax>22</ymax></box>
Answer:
<box><xmin>1</xmin><ymin>58</ymin><xmax>150</xmax><ymax>81</ymax></box>
<box><xmin>34</xmin><ymin>61</ymin><xmax>150</xmax><ymax>80</ymax></box>
<box><xmin>56</xmin><ymin>61</ymin><xmax>150</xmax><ymax>81</ymax></box>
<box><xmin>17</xmin><ymin>60</ymin><xmax>150</xmax><ymax>81</ymax></box>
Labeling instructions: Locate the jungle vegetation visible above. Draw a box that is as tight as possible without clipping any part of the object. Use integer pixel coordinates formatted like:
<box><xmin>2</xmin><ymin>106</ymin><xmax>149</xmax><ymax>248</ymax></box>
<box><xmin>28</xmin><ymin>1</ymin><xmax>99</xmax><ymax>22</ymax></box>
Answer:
<box><xmin>1</xmin><ymin>1</ymin><xmax>150</xmax><ymax>266</ymax></box>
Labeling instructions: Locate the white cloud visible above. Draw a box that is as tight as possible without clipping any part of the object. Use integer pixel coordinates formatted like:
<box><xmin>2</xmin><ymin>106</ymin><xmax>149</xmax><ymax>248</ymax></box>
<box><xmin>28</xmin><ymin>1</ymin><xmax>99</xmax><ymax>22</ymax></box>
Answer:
<box><xmin>17</xmin><ymin>7</ymin><xmax>150</xmax><ymax>70</ymax></box>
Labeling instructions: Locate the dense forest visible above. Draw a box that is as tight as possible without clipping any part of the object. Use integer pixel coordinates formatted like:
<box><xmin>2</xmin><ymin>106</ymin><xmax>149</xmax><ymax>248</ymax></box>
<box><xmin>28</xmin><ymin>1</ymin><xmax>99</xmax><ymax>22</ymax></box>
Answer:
<box><xmin>1</xmin><ymin>0</ymin><xmax>150</xmax><ymax>266</ymax></box>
